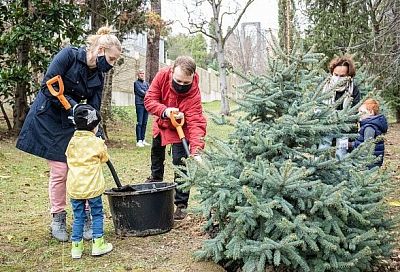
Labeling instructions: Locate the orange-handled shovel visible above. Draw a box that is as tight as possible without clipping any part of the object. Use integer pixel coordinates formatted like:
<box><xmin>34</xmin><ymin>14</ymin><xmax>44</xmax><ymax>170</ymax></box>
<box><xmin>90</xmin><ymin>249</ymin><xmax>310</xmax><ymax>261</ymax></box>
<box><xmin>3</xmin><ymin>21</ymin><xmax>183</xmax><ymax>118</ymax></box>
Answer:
<box><xmin>169</xmin><ymin>111</ymin><xmax>190</xmax><ymax>157</ymax></box>
<box><xmin>46</xmin><ymin>75</ymin><xmax>71</xmax><ymax>111</ymax></box>
<box><xmin>46</xmin><ymin>75</ymin><xmax>123</xmax><ymax>188</ymax></box>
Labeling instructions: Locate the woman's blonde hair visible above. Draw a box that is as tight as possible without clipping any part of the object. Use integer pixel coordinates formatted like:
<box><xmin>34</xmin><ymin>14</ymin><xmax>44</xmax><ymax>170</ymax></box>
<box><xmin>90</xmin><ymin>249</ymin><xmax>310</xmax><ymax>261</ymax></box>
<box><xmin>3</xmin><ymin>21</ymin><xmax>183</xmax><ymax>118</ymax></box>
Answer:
<box><xmin>86</xmin><ymin>26</ymin><xmax>122</xmax><ymax>52</ymax></box>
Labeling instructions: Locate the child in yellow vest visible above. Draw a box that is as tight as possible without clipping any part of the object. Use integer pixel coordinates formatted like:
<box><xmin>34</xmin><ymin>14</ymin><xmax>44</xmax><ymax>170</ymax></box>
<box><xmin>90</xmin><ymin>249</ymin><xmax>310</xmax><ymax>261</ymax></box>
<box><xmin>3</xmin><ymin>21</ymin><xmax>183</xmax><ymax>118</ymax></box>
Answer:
<box><xmin>66</xmin><ymin>104</ymin><xmax>112</xmax><ymax>259</ymax></box>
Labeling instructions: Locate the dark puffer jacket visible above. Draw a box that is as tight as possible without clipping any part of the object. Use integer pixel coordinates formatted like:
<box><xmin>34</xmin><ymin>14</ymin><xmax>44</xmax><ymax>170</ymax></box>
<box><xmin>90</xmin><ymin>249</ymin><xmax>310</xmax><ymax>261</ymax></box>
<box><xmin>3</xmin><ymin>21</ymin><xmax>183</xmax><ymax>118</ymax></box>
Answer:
<box><xmin>353</xmin><ymin>114</ymin><xmax>388</xmax><ymax>167</ymax></box>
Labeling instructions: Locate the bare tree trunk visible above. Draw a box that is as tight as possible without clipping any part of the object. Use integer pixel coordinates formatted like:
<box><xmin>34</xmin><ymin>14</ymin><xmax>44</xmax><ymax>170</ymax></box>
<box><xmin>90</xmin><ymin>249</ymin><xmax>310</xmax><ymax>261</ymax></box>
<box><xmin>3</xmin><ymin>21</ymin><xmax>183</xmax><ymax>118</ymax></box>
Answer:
<box><xmin>89</xmin><ymin>0</ymin><xmax>103</xmax><ymax>32</ymax></box>
<box><xmin>278</xmin><ymin>0</ymin><xmax>294</xmax><ymax>56</ymax></box>
<box><xmin>0</xmin><ymin>101</ymin><xmax>12</xmax><ymax>131</ymax></box>
<box><xmin>88</xmin><ymin>0</ymin><xmax>112</xmax><ymax>138</ymax></box>
<box><xmin>101</xmin><ymin>70</ymin><xmax>114</xmax><ymax>140</ymax></box>
<box><xmin>396</xmin><ymin>109</ymin><xmax>400</xmax><ymax>123</ymax></box>
<box><xmin>217</xmin><ymin>45</ymin><xmax>230</xmax><ymax>116</ymax></box>
<box><xmin>210</xmin><ymin>2</ymin><xmax>230</xmax><ymax>116</ymax></box>
<box><xmin>185</xmin><ymin>0</ymin><xmax>254</xmax><ymax>116</ymax></box>
<box><xmin>13</xmin><ymin>0</ymin><xmax>30</xmax><ymax>133</ymax></box>
<box><xmin>396</xmin><ymin>85</ymin><xmax>400</xmax><ymax>123</ymax></box>
<box><xmin>146</xmin><ymin>0</ymin><xmax>161</xmax><ymax>84</ymax></box>
<box><xmin>285</xmin><ymin>0</ymin><xmax>291</xmax><ymax>55</ymax></box>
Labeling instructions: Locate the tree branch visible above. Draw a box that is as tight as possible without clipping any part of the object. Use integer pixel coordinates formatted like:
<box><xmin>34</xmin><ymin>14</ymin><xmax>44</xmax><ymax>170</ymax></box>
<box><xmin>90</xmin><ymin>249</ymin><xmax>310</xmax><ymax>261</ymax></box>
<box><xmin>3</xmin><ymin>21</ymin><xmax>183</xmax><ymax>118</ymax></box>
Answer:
<box><xmin>220</xmin><ymin>9</ymin><xmax>239</xmax><ymax>25</ymax></box>
<box><xmin>224</xmin><ymin>0</ymin><xmax>255</xmax><ymax>41</ymax></box>
<box><xmin>178</xmin><ymin>20</ymin><xmax>217</xmax><ymax>41</ymax></box>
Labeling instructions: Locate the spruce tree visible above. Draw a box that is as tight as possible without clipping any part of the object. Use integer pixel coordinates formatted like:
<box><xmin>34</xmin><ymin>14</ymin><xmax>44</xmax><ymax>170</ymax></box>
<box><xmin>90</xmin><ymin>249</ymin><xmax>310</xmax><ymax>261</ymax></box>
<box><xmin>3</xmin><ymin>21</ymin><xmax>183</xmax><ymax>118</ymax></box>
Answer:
<box><xmin>183</xmin><ymin>42</ymin><xmax>396</xmax><ymax>272</ymax></box>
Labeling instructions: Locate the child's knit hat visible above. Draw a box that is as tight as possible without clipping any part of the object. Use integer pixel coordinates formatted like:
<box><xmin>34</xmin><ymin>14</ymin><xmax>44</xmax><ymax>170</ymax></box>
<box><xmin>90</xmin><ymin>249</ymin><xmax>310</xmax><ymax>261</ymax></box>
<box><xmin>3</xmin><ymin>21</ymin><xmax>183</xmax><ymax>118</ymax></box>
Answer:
<box><xmin>73</xmin><ymin>104</ymin><xmax>101</xmax><ymax>131</ymax></box>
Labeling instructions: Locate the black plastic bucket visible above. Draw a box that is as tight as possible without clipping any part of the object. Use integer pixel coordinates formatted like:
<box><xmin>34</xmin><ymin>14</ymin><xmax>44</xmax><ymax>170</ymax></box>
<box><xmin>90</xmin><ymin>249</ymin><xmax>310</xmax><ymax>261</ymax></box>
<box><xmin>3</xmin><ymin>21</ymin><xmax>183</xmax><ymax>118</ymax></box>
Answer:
<box><xmin>104</xmin><ymin>182</ymin><xmax>176</xmax><ymax>237</ymax></box>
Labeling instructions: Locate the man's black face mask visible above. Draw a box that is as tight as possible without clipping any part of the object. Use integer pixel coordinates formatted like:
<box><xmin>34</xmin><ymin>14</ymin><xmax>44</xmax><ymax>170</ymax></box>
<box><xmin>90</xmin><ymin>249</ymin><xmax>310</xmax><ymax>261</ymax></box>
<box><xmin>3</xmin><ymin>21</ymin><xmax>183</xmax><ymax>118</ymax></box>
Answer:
<box><xmin>172</xmin><ymin>79</ymin><xmax>192</xmax><ymax>94</ymax></box>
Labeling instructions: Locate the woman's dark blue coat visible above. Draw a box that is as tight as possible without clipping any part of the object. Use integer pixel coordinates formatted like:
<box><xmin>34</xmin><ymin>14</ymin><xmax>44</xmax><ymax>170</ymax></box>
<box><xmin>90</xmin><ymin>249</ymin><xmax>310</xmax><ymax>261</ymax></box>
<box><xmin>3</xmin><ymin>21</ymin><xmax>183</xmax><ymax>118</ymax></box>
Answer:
<box><xmin>16</xmin><ymin>46</ymin><xmax>105</xmax><ymax>162</ymax></box>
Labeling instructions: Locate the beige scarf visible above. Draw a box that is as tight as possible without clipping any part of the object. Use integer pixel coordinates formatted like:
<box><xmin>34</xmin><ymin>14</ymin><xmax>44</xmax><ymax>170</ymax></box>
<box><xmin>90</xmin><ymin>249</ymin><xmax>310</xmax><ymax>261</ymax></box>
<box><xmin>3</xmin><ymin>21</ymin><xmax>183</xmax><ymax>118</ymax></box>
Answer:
<box><xmin>322</xmin><ymin>75</ymin><xmax>354</xmax><ymax>108</ymax></box>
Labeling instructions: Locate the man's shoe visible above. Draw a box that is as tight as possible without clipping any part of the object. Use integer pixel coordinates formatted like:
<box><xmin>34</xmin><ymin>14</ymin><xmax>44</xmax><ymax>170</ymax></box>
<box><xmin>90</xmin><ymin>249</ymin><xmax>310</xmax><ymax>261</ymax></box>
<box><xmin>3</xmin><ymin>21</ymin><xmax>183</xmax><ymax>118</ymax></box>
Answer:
<box><xmin>71</xmin><ymin>239</ymin><xmax>84</xmax><ymax>259</ymax></box>
<box><xmin>51</xmin><ymin>211</ymin><xmax>69</xmax><ymax>242</ymax></box>
<box><xmin>92</xmin><ymin>236</ymin><xmax>113</xmax><ymax>256</ymax></box>
<box><xmin>145</xmin><ymin>176</ymin><xmax>163</xmax><ymax>183</ymax></box>
<box><xmin>173</xmin><ymin>204</ymin><xmax>188</xmax><ymax>220</ymax></box>
<box><xmin>136</xmin><ymin>140</ymin><xmax>144</xmax><ymax>147</ymax></box>
<box><xmin>142</xmin><ymin>140</ymin><xmax>151</xmax><ymax>146</ymax></box>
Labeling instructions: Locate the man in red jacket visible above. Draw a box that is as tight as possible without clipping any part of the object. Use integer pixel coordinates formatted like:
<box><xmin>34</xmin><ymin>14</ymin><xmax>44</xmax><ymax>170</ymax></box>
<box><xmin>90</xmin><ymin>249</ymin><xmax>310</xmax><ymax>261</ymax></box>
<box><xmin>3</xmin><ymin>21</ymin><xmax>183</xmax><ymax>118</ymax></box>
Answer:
<box><xmin>144</xmin><ymin>56</ymin><xmax>207</xmax><ymax>220</ymax></box>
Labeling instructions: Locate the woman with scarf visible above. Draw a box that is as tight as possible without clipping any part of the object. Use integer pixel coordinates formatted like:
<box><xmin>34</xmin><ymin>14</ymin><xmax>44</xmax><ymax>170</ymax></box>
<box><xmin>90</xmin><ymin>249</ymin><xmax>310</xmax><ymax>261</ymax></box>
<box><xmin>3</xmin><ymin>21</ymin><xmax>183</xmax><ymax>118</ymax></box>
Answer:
<box><xmin>319</xmin><ymin>55</ymin><xmax>361</xmax><ymax>159</ymax></box>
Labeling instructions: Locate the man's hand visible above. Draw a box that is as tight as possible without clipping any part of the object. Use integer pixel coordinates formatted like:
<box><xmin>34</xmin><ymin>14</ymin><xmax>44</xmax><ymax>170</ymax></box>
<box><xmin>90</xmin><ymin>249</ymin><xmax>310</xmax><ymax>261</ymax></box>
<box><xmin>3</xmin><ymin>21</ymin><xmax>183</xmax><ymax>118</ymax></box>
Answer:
<box><xmin>193</xmin><ymin>155</ymin><xmax>202</xmax><ymax>163</ymax></box>
<box><xmin>164</xmin><ymin>107</ymin><xmax>179</xmax><ymax>118</ymax></box>
<box><xmin>174</xmin><ymin>112</ymin><xmax>184</xmax><ymax>119</ymax></box>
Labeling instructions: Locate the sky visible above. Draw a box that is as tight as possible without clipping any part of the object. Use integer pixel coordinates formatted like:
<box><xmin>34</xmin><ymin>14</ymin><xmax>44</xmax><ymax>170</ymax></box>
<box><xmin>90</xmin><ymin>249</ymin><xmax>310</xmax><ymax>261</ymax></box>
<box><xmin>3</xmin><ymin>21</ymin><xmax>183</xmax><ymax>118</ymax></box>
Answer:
<box><xmin>161</xmin><ymin>0</ymin><xmax>279</xmax><ymax>35</ymax></box>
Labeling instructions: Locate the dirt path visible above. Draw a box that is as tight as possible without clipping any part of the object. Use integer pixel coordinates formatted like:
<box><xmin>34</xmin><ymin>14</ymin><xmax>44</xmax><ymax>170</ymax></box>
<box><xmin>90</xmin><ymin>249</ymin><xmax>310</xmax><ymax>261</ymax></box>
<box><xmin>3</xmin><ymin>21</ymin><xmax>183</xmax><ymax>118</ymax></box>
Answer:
<box><xmin>380</xmin><ymin>122</ymin><xmax>400</xmax><ymax>271</ymax></box>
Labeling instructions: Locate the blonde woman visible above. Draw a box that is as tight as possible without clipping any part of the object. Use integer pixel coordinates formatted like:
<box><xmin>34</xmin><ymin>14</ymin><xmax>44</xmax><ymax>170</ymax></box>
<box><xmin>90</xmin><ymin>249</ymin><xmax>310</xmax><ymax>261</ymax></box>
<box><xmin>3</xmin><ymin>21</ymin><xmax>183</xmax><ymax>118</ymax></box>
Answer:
<box><xmin>16</xmin><ymin>26</ymin><xmax>121</xmax><ymax>242</ymax></box>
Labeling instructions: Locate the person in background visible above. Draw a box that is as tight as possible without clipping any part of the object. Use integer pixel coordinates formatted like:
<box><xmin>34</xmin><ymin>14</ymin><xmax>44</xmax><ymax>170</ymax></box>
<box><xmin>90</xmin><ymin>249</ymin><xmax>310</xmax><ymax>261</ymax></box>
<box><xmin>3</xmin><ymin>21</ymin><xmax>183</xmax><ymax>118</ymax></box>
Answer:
<box><xmin>67</xmin><ymin>104</ymin><xmax>113</xmax><ymax>259</ymax></box>
<box><xmin>319</xmin><ymin>55</ymin><xmax>361</xmax><ymax>159</ymax></box>
<box><xmin>144</xmin><ymin>56</ymin><xmax>207</xmax><ymax>220</ymax></box>
<box><xmin>350</xmin><ymin>98</ymin><xmax>388</xmax><ymax>168</ymax></box>
<box><xmin>16</xmin><ymin>26</ymin><xmax>121</xmax><ymax>241</ymax></box>
<box><xmin>133</xmin><ymin>69</ymin><xmax>150</xmax><ymax>147</ymax></box>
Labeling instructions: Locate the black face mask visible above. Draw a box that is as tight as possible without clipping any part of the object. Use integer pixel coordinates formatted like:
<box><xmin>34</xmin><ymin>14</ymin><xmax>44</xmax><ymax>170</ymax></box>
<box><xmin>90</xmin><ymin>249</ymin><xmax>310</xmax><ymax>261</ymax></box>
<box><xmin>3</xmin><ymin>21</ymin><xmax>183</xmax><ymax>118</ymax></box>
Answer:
<box><xmin>96</xmin><ymin>55</ymin><xmax>113</xmax><ymax>73</ymax></box>
<box><xmin>172</xmin><ymin>79</ymin><xmax>192</xmax><ymax>94</ymax></box>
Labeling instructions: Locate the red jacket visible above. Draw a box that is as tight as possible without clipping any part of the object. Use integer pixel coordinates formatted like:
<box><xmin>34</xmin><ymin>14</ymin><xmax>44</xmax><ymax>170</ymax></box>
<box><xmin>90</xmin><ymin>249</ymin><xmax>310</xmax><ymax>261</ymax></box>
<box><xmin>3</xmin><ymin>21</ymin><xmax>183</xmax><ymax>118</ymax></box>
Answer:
<box><xmin>144</xmin><ymin>67</ymin><xmax>207</xmax><ymax>154</ymax></box>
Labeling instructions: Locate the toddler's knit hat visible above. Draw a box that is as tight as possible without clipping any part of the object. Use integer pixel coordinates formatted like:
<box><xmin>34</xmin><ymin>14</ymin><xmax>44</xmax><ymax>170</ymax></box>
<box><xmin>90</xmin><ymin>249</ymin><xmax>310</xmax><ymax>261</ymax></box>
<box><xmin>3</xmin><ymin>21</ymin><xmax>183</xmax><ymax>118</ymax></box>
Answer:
<box><xmin>73</xmin><ymin>104</ymin><xmax>101</xmax><ymax>131</ymax></box>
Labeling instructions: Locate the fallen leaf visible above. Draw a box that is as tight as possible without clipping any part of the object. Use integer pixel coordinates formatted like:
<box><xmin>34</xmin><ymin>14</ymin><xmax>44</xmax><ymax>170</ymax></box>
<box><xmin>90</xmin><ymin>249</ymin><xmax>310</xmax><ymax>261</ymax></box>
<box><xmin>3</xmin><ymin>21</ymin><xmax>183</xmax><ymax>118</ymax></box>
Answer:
<box><xmin>0</xmin><ymin>175</ymin><xmax>11</xmax><ymax>179</ymax></box>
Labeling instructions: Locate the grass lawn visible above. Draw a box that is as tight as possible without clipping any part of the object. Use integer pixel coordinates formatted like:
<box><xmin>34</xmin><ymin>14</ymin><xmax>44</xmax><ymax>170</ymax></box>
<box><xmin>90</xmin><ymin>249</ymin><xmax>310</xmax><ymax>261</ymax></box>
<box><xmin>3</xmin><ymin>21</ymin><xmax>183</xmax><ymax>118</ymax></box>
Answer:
<box><xmin>0</xmin><ymin>101</ymin><xmax>233</xmax><ymax>272</ymax></box>
<box><xmin>1</xmin><ymin>101</ymin><xmax>399</xmax><ymax>271</ymax></box>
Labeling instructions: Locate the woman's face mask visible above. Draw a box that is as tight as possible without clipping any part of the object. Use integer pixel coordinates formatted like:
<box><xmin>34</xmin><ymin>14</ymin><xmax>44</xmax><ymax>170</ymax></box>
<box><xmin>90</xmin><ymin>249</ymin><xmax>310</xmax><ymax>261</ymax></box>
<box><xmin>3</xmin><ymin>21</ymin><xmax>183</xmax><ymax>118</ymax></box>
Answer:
<box><xmin>329</xmin><ymin>74</ymin><xmax>351</xmax><ymax>93</ymax></box>
<box><xmin>330</xmin><ymin>75</ymin><xmax>341</xmax><ymax>84</ymax></box>
<box><xmin>96</xmin><ymin>55</ymin><xmax>113</xmax><ymax>73</ymax></box>
<box><xmin>96</xmin><ymin>54</ymin><xmax>113</xmax><ymax>73</ymax></box>
<box><xmin>172</xmin><ymin>78</ymin><xmax>192</xmax><ymax>94</ymax></box>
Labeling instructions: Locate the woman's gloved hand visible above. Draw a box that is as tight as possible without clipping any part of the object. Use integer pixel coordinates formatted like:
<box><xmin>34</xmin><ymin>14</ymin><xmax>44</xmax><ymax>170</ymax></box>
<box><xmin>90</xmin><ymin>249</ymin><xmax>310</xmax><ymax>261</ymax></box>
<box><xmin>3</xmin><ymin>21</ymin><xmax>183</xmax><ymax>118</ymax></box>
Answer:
<box><xmin>67</xmin><ymin>104</ymin><xmax>80</xmax><ymax>125</ymax></box>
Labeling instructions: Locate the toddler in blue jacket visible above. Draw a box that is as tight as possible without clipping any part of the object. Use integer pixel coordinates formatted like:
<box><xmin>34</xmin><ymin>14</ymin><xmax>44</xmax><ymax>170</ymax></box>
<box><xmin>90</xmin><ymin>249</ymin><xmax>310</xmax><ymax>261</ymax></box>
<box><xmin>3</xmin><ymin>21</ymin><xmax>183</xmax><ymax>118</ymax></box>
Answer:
<box><xmin>351</xmin><ymin>98</ymin><xmax>388</xmax><ymax>167</ymax></box>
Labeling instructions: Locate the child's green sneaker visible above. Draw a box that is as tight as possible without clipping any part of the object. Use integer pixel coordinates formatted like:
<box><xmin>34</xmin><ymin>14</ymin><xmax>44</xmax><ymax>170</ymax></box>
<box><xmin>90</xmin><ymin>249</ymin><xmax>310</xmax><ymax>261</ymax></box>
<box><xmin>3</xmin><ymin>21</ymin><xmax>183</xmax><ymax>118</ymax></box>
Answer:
<box><xmin>92</xmin><ymin>236</ymin><xmax>113</xmax><ymax>256</ymax></box>
<box><xmin>71</xmin><ymin>239</ymin><xmax>84</xmax><ymax>259</ymax></box>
